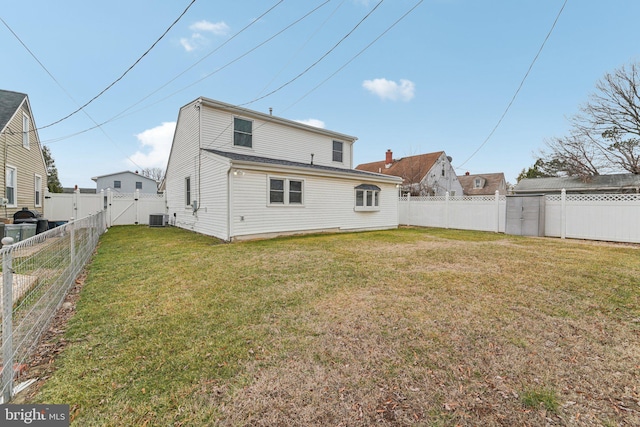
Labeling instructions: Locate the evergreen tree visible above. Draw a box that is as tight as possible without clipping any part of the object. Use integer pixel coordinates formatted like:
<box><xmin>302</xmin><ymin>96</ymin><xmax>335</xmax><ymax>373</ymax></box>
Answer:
<box><xmin>42</xmin><ymin>146</ymin><xmax>63</xmax><ymax>193</ymax></box>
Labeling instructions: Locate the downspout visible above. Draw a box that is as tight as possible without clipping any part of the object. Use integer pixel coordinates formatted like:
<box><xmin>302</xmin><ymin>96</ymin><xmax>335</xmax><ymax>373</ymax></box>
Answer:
<box><xmin>195</xmin><ymin>100</ymin><xmax>202</xmax><ymax>215</ymax></box>
<box><xmin>227</xmin><ymin>166</ymin><xmax>232</xmax><ymax>241</ymax></box>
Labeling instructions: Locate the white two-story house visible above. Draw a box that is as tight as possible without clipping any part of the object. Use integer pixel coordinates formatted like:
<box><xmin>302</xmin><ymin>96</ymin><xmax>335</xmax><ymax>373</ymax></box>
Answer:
<box><xmin>164</xmin><ymin>97</ymin><xmax>402</xmax><ymax>241</ymax></box>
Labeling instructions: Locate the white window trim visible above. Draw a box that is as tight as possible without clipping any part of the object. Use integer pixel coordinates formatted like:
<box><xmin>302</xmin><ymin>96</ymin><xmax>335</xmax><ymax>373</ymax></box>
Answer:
<box><xmin>34</xmin><ymin>174</ymin><xmax>42</xmax><ymax>207</ymax></box>
<box><xmin>332</xmin><ymin>140</ymin><xmax>344</xmax><ymax>163</ymax></box>
<box><xmin>354</xmin><ymin>187</ymin><xmax>380</xmax><ymax>212</ymax></box>
<box><xmin>22</xmin><ymin>113</ymin><xmax>30</xmax><ymax>149</ymax></box>
<box><xmin>267</xmin><ymin>176</ymin><xmax>305</xmax><ymax>207</ymax></box>
<box><xmin>185</xmin><ymin>176</ymin><xmax>191</xmax><ymax>207</ymax></box>
<box><xmin>233</xmin><ymin>116</ymin><xmax>253</xmax><ymax>149</ymax></box>
<box><xmin>6</xmin><ymin>165</ymin><xmax>17</xmax><ymax>207</ymax></box>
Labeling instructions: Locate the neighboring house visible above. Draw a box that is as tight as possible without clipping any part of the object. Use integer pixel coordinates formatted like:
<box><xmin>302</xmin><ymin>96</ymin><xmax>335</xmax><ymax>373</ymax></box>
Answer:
<box><xmin>355</xmin><ymin>150</ymin><xmax>463</xmax><ymax>196</ymax></box>
<box><xmin>0</xmin><ymin>89</ymin><xmax>48</xmax><ymax>221</ymax></box>
<box><xmin>92</xmin><ymin>171</ymin><xmax>158</xmax><ymax>194</ymax></box>
<box><xmin>514</xmin><ymin>174</ymin><xmax>640</xmax><ymax>194</ymax></box>
<box><xmin>458</xmin><ymin>172</ymin><xmax>507</xmax><ymax>196</ymax></box>
<box><xmin>164</xmin><ymin>97</ymin><xmax>402</xmax><ymax>241</ymax></box>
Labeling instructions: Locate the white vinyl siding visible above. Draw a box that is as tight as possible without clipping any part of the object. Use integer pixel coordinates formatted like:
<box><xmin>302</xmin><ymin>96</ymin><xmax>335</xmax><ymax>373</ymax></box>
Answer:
<box><xmin>230</xmin><ymin>171</ymin><xmax>397</xmax><ymax>240</ymax></box>
<box><xmin>200</xmin><ymin>106</ymin><xmax>354</xmax><ymax>168</ymax></box>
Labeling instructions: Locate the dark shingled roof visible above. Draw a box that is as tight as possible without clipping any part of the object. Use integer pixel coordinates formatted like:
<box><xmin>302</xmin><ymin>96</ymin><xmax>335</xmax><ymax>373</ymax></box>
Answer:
<box><xmin>0</xmin><ymin>89</ymin><xmax>27</xmax><ymax>132</ymax></box>
<box><xmin>515</xmin><ymin>174</ymin><xmax>640</xmax><ymax>193</ymax></box>
<box><xmin>204</xmin><ymin>149</ymin><xmax>401</xmax><ymax>182</ymax></box>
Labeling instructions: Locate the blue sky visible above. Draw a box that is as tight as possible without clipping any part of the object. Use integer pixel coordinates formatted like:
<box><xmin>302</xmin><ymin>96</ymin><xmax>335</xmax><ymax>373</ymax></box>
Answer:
<box><xmin>2</xmin><ymin>0</ymin><xmax>640</xmax><ymax>188</ymax></box>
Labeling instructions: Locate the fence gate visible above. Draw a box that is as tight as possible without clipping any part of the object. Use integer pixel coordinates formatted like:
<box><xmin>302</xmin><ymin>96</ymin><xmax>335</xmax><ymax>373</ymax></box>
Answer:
<box><xmin>505</xmin><ymin>195</ymin><xmax>545</xmax><ymax>237</ymax></box>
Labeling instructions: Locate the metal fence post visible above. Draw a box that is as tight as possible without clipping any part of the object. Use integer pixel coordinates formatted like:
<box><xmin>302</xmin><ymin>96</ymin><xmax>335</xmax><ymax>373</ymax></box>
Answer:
<box><xmin>70</xmin><ymin>218</ymin><xmax>76</xmax><ymax>272</ymax></box>
<box><xmin>1</xmin><ymin>237</ymin><xmax>15</xmax><ymax>403</ymax></box>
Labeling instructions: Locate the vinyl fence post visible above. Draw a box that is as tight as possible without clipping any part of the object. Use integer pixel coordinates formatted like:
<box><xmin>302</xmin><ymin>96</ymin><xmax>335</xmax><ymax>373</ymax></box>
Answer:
<box><xmin>561</xmin><ymin>188</ymin><xmax>566</xmax><ymax>239</ymax></box>
<box><xmin>445</xmin><ymin>191</ymin><xmax>450</xmax><ymax>229</ymax></box>
<box><xmin>1</xmin><ymin>237</ymin><xmax>15</xmax><ymax>403</ymax></box>
<box><xmin>495</xmin><ymin>190</ymin><xmax>500</xmax><ymax>233</ymax></box>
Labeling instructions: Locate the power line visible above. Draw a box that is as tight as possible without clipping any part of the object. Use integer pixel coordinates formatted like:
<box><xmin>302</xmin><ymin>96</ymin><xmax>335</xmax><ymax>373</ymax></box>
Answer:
<box><xmin>283</xmin><ymin>0</ymin><xmax>424</xmax><ymax>113</ymax></box>
<box><xmin>456</xmin><ymin>0</ymin><xmax>569</xmax><ymax>170</ymax></box>
<box><xmin>42</xmin><ymin>0</ymin><xmax>324</xmax><ymax>144</ymax></box>
<box><xmin>38</xmin><ymin>0</ymin><xmax>197</xmax><ymax>130</ymax></box>
<box><xmin>238</xmin><ymin>0</ymin><xmax>386</xmax><ymax>107</ymax></box>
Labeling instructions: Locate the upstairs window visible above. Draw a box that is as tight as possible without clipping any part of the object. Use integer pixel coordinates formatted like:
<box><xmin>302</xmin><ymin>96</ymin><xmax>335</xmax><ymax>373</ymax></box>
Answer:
<box><xmin>23</xmin><ymin>113</ymin><xmax>29</xmax><ymax>149</ymax></box>
<box><xmin>114</xmin><ymin>180</ymin><xmax>121</xmax><ymax>189</ymax></box>
<box><xmin>234</xmin><ymin>117</ymin><xmax>252</xmax><ymax>148</ymax></box>
<box><xmin>136</xmin><ymin>181</ymin><xmax>143</xmax><ymax>190</ymax></box>
<box><xmin>354</xmin><ymin>184</ymin><xmax>380</xmax><ymax>211</ymax></box>
<box><xmin>474</xmin><ymin>178</ymin><xmax>483</xmax><ymax>189</ymax></box>
<box><xmin>269</xmin><ymin>177</ymin><xmax>304</xmax><ymax>206</ymax></box>
<box><xmin>332</xmin><ymin>140</ymin><xmax>343</xmax><ymax>163</ymax></box>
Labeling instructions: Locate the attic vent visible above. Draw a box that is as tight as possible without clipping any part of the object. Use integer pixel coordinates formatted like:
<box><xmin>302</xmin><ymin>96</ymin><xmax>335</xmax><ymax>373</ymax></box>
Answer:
<box><xmin>149</xmin><ymin>214</ymin><xmax>168</xmax><ymax>227</ymax></box>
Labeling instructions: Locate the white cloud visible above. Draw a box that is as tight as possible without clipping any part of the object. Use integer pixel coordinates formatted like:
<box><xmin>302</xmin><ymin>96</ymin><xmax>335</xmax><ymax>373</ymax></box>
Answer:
<box><xmin>362</xmin><ymin>78</ymin><xmax>416</xmax><ymax>102</ymax></box>
<box><xmin>295</xmin><ymin>119</ymin><xmax>326</xmax><ymax>128</ymax></box>
<box><xmin>128</xmin><ymin>122</ymin><xmax>176</xmax><ymax>169</ymax></box>
<box><xmin>180</xmin><ymin>20</ymin><xmax>229</xmax><ymax>52</ymax></box>
<box><xmin>190</xmin><ymin>20</ymin><xmax>230</xmax><ymax>35</ymax></box>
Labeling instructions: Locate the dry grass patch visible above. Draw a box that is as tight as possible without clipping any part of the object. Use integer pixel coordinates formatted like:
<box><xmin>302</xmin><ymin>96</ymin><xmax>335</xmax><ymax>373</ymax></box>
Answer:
<box><xmin>22</xmin><ymin>226</ymin><xmax>640</xmax><ymax>426</ymax></box>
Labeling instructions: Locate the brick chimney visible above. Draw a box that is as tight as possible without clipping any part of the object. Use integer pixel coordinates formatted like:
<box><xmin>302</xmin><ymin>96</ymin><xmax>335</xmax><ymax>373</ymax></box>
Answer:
<box><xmin>385</xmin><ymin>149</ymin><xmax>393</xmax><ymax>168</ymax></box>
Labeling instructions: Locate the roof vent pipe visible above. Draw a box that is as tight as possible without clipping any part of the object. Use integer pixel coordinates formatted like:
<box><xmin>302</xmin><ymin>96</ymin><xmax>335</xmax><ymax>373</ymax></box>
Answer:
<box><xmin>310</xmin><ymin>153</ymin><xmax>314</xmax><ymax>165</ymax></box>
<box><xmin>269</xmin><ymin>107</ymin><xmax>273</xmax><ymax>116</ymax></box>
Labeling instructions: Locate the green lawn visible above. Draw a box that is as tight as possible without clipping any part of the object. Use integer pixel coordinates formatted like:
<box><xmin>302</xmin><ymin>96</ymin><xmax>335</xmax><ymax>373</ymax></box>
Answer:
<box><xmin>26</xmin><ymin>226</ymin><xmax>640</xmax><ymax>426</ymax></box>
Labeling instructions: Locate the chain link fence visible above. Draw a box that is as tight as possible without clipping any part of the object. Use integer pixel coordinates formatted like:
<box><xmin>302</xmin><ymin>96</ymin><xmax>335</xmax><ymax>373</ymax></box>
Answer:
<box><xmin>0</xmin><ymin>212</ymin><xmax>106</xmax><ymax>402</ymax></box>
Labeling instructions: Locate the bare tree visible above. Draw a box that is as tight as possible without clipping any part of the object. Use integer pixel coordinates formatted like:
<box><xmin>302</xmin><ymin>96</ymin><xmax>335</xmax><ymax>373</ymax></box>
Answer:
<box><xmin>140</xmin><ymin>167</ymin><xmax>165</xmax><ymax>182</ymax></box>
<box><xmin>541</xmin><ymin>62</ymin><xmax>640</xmax><ymax>176</ymax></box>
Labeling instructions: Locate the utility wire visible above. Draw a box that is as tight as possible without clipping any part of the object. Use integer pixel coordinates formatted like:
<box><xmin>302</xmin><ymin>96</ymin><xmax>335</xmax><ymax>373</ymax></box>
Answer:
<box><xmin>456</xmin><ymin>0</ymin><xmax>569</xmax><ymax>169</ymax></box>
<box><xmin>38</xmin><ymin>0</ymin><xmax>197</xmax><ymax>130</ymax></box>
<box><xmin>42</xmin><ymin>0</ymin><xmax>327</xmax><ymax>144</ymax></box>
<box><xmin>239</xmin><ymin>0</ymin><xmax>386</xmax><ymax>107</ymax></box>
<box><xmin>283</xmin><ymin>0</ymin><xmax>424</xmax><ymax>113</ymax></box>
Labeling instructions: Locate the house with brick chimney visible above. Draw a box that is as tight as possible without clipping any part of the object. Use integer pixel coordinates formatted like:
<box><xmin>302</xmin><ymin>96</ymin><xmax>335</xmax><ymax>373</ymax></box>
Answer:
<box><xmin>355</xmin><ymin>150</ymin><xmax>463</xmax><ymax>196</ymax></box>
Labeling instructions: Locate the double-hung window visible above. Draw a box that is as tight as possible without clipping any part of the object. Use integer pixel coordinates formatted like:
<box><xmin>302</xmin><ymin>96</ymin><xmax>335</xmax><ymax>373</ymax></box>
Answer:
<box><xmin>185</xmin><ymin>177</ymin><xmax>191</xmax><ymax>206</ymax></box>
<box><xmin>6</xmin><ymin>166</ymin><xmax>16</xmax><ymax>207</ymax></box>
<box><xmin>332</xmin><ymin>140</ymin><xmax>343</xmax><ymax>163</ymax></box>
<box><xmin>23</xmin><ymin>113</ymin><xmax>29</xmax><ymax>149</ymax></box>
<box><xmin>269</xmin><ymin>177</ymin><xmax>303</xmax><ymax>206</ymax></box>
<box><xmin>34</xmin><ymin>174</ymin><xmax>42</xmax><ymax>207</ymax></box>
<box><xmin>234</xmin><ymin>117</ymin><xmax>252</xmax><ymax>148</ymax></box>
<box><xmin>114</xmin><ymin>180</ymin><xmax>121</xmax><ymax>189</ymax></box>
<box><xmin>354</xmin><ymin>184</ymin><xmax>380</xmax><ymax>211</ymax></box>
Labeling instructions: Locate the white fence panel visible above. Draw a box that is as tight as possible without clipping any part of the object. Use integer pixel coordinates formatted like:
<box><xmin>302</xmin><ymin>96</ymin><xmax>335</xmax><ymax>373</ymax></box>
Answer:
<box><xmin>563</xmin><ymin>194</ymin><xmax>640</xmax><ymax>243</ymax></box>
<box><xmin>44</xmin><ymin>191</ymin><xmax>102</xmax><ymax>222</ymax></box>
<box><xmin>399</xmin><ymin>193</ymin><xmax>505</xmax><ymax>233</ymax></box>
<box><xmin>45</xmin><ymin>190</ymin><xmax>166</xmax><ymax>227</ymax></box>
<box><xmin>400</xmin><ymin>191</ymin><xmax>640</xmax><ymax>244</ymax></box>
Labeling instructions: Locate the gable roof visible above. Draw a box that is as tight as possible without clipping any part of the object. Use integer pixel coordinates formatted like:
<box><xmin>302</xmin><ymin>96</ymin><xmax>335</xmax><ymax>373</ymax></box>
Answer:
<box><xmin>355</xmin><ymin>151</ymin><xmax>444</xmax><ymax>184</ymax></box>
<box><xmin>205</xmin><ymin>149</ymin><xmax>402</xmax><ymax>183</ymax></box>
<box><xmin>197</xmin><ymin>97</ymin><xmax>358</xmax><ymax>143</ymax></box>
<box><xmin>458</xmin><ymin>172</ymin><xmax>506</xmax><ymax>195</ymax></box>
<box><xmin>515</xmin><ymin>174</ymin><xmax>640</xmax><ymax>193</ymax></box>
<box><xmin>0</xmin><ymin>89</ymin><xmax>27</xmax><ymax>132</ymax></box>
<box><xmin>91</xmin><ymin>170</ymin><xmax>158</xmax><ymax>182</ymax></box>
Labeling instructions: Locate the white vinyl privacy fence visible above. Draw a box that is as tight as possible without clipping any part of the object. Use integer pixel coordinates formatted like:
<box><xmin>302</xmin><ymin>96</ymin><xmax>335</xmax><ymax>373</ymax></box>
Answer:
<box><xmin>45</xmin><ymin>189</ymin><xmax>166</xmax><ymax>227</ymax></box>
<box><xmin>399</xmin><ymin>191</ymin><xmax>640</xmax><ymax>244</ymax></box>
